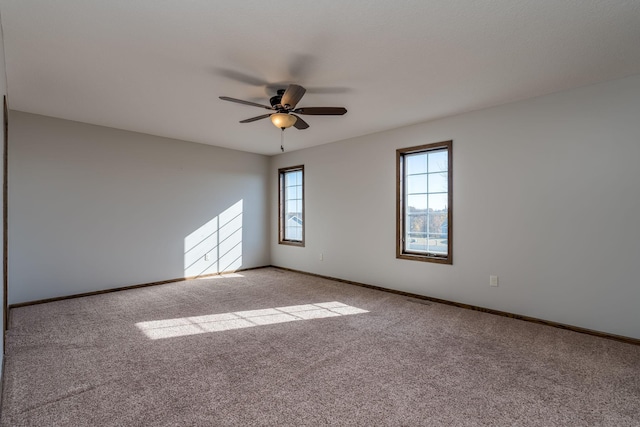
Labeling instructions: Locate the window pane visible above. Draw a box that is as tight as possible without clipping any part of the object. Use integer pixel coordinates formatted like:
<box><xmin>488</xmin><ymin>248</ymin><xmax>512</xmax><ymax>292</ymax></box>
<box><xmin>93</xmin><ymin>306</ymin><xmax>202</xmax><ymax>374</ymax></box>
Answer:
<box><xmin>287</xmin><ymin>200</ymin><xmax>297</xmax><ymax>213</ymax></box>
<box><xmin>285</xmin><ymin>172</ymin><xmax>295</xmax><ymax>187</ymax></box>
<box><xmin>407</xmin><ymin>235</ymin><xmax>427</xmax><ymax>251</ymax></box>
<box><xmin>407</xmin><ymin>213</ymin><xmax>428</xmax><ymax>233</ymax></box>
<box><xmin>428</xmin><ymin>193</ymin><xmax>448</xmax><ymax>211</ymax></box>
<box><xmin>286</xmin><ymin>186</ymin><xmax>297</xmax><ymax>200</ymax></box>
<box><xmin>428</xmin><ymin>236</ymin><xmax>447</xmax><ymax>254</ymax></box>
<box><xmin>429</xmin><ymin>212</ymin><xmax>447</xmax><ymax>235</ymax></box>
<box><xmin>285</xmin><ymin>220</ymin><xmax>302</xmax><ymax>240</ymax></box>
<box><xmin>407</xmin><ymin>194</ymin><xmax>427</xmax><ymax>211</ymax></box>
<box><xmin>406</xmin><ymin>153</ymin><xmax>428</xmax><ymax>174</ymax></box>
<box><xmin>428</xmin><ymin>172</ymin><xmax>448</xmax><ymax>193</ymax></box>
<box><xmin>428</xmin><ymin>150</ymin><xmax>448</xmax><ymax>172</ymax></box>
<box><xmin>407</xmin><ymin>174</ymin><xmax>428</xmax><ymax>195</ymax></box>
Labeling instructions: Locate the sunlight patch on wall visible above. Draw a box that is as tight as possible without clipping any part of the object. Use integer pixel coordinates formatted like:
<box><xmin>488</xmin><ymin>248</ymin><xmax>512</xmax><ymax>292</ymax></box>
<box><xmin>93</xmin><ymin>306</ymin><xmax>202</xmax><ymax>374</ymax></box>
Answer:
<box><xmin>184</xmin><ymin>200</ymin><xmax>243</xmax><ymax>278</ymax></box>
<box><xmin>136</xmin><ymin>302</ymin><xmax>368</xmax><ymax>340</ymax></box>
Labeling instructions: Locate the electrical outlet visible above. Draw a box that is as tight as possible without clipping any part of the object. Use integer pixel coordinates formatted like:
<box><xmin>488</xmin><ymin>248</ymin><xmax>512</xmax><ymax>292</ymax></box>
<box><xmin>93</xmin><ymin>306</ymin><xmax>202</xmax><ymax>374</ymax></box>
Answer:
<box><xmin>320</xmin><ymin>253</ymin><xmax>324</xmax><ymax>261</ymax></box>
<box><xmin>204</xmin><ymin>253</ymin><xmax>210</xmax><ymax>262</ymax></box>
<box><xmin>490</xmin><ymin>275</ymin><xmax>499</xmax><ymax>287</ymax></box>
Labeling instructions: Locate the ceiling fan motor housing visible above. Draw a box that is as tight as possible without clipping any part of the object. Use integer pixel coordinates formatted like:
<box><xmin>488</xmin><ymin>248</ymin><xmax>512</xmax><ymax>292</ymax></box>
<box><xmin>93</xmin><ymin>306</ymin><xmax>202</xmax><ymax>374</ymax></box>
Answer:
<box><xmin>270</xmin><ymin>91</ymin><xmax>285</xmax><ymax>109</ymax></box>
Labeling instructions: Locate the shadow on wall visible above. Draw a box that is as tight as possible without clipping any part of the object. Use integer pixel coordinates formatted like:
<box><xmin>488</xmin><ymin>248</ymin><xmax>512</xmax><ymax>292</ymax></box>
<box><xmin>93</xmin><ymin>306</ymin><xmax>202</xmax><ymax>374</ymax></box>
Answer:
<box><xmin>184</xmin><ymin>200</ymin><xmax>243</xmax><ymax>277</ymax></box>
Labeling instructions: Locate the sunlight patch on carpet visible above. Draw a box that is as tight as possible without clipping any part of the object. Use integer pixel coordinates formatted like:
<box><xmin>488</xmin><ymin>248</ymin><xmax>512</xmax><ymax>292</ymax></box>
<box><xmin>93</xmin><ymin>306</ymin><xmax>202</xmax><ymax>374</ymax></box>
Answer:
<box><xmin>136</xmin><ymin>301</ymin><xmax>369</xmax><ymax>339</ymax></box>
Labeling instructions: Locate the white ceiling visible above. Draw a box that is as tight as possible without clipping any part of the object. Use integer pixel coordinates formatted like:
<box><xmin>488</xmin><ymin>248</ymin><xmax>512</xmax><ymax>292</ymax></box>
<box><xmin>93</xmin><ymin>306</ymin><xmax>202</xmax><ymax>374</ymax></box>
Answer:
<box><xmin>1</xmin><ymin>1</ymin><xmax>639</xmax><ymax>155</ymax></box>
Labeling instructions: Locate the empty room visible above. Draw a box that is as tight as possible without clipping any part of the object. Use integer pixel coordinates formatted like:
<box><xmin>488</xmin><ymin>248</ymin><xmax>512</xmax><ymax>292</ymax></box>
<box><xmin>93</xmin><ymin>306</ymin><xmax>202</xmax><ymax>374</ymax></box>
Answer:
<box><xmin>0</xmin><ymin>1</ymin><xmax>639</xmax><ymax>426</ymax></box>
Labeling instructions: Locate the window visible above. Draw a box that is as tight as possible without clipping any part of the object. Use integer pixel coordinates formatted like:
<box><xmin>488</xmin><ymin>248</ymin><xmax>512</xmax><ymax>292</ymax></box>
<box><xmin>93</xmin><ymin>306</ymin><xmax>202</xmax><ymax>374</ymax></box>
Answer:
<box><xmin>397</xmin><ymin>141</ymin><xmax>452</xmax><ymax>264</ymax></box>
<box><xmin>279</xmin><ymin>165</ymin><xmax>304</xmax><ymax>246</ymax></box>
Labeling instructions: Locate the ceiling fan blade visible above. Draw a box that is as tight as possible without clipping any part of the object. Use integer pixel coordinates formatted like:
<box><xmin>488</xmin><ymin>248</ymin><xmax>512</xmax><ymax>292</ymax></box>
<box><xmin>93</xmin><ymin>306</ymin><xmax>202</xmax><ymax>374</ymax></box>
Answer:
<box><xmin>239</xmin><ymin>114</ymin><xmax>272</xmax><ymax>123</ymax></box>
<box><xmin>214</xmin><ymin>68</ymin><xmax>269</xmax><ymax>87</ymax></box>
<box><xmin>288</xmin><ymin>54</ymin><xmax>316</xmax><ymax>81</ymax></box>
<box><xmin>292</xmin><ymin>107</ymin><xmax>347</xmax><ymax>115</ymax></box>
<box><xmin>281</xmin><ymin>84</ymin><xmax>306</xmax><ymax>109</ymax></box>
<box><xmin>219</xmin><ymin>96</ymin><xmax>274</xmax><ymax>110</ymax></box>
<box><xmin>291</xmin><ymin>114</ymin><xmax>309</xmax><ymax>130</ymax></box>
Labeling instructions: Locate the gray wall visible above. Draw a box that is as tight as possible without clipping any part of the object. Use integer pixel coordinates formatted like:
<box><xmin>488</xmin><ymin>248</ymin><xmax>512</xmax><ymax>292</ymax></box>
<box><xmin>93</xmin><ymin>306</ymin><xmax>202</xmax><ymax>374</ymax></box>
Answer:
<box><xmin>270</xmin><ymin>74</ymin><xmax>640</xmax><ymax>340</ymax></box>
<box><xmin>8</xmin><ymin>112</ymin><xmax>270</xmax><ymax>303</ymax></box>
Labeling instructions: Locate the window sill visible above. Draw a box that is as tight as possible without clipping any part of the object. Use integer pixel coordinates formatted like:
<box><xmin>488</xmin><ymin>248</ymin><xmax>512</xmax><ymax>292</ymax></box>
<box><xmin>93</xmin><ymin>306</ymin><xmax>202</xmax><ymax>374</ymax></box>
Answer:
<box><xmin>397</xmin><ymin>253</ymin><xmax>452</xmax><ymax>265</ymax></box>
<box><xmin>279</xmin><ymin>240</ymin><xmax>305</xmax><ymax>247</ymax></box>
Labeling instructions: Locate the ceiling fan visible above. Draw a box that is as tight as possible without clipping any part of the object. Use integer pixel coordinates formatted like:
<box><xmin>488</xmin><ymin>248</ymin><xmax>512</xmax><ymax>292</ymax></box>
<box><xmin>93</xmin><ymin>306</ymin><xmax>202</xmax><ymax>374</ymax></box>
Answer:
<box><xmin>219</xmin><ymin>84</ymin><xmax>347</xmax><ymax>130</ymax></box>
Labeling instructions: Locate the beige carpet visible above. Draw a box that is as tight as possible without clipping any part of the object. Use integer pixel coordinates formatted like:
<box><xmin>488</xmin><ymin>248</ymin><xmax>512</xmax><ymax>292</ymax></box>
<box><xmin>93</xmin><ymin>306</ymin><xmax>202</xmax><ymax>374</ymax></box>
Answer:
<box><xmin>2</xmin><ymin>267</ymin><xmax>639</xmax><ymax>426</ymax></box>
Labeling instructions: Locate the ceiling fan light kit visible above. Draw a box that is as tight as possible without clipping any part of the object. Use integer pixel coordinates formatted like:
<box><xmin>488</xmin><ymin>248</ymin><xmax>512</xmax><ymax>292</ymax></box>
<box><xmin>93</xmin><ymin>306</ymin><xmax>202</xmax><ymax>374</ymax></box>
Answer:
<box><xmin>271</xmin><ymin>113</ymin><xmax>297</xmax><ymax>129</ymax></box>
